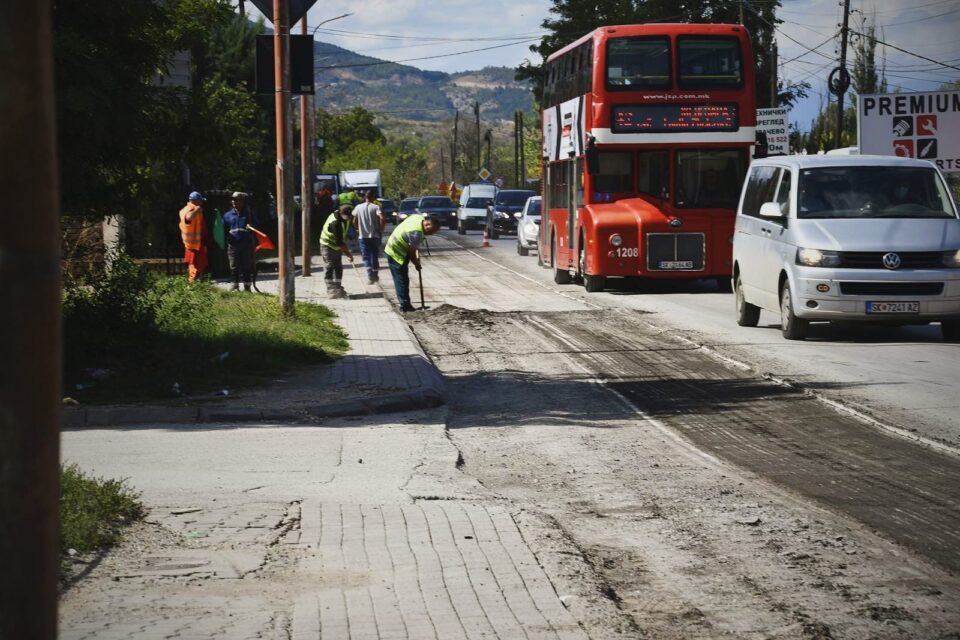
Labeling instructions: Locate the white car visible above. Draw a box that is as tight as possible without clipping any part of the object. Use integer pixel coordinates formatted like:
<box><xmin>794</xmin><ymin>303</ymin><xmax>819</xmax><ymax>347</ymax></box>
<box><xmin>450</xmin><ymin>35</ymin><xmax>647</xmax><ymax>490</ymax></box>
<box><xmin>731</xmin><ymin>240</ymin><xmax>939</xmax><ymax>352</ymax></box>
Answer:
<box><xmin>457</xmin><ymin>183</ymin><xmax>498</xmax><ymax>235</ymax></box>
<box><xmin>516</xmin><ymin>196</ymin><xmax>541</xmax><ymax>256</ymax></box>
<box><xmin>732</xmin><ymin>155</ymin><xmax>960</xmax><ymax>341</ymax></box>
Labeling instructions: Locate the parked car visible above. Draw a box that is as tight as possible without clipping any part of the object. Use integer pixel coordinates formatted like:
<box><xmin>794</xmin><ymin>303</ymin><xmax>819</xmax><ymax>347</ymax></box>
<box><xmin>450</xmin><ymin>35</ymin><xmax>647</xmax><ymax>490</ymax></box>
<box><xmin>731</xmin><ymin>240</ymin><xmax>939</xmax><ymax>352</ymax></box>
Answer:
<box><xmin>732</xmin><ymin>154</ymin><xmax>960</xmax><ymax>341</ymax></box>
<box><xmin>396</xmin><ymin>197</ymin><xmax>419</xmax><ymax>225</ymax></box>
<box><xmin>457</xmin><ymin>183</ymin><xmax>498</xmax><ymax>235</ymax></box>
<box><xmin>379</xmin><ymin>198</ymin><xmax>397</xmax><ymax>222</ymax></box>
<box><xmin>516</xmin><ymin>196</ymin><xmax>541</xmax><ymax>256</ymax></box>
<box><xmin>416</xmin><ymin>196</ymin><xmax>458</xmax><ymax>230</ymax></box>
<box><xmin>492</xmin><ymin>189</ymin><xmax>537</xmax><ymax>235</ymax></box>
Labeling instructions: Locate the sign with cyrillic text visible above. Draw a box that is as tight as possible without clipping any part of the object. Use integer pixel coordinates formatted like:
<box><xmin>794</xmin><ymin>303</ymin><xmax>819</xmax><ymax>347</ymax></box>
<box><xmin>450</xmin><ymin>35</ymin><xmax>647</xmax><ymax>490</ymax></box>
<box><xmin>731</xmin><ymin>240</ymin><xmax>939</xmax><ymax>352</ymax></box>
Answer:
<box><xmin>755</xmin><ymin>108</ymin><xmax>789</xmax><ymax>156</ymax></box>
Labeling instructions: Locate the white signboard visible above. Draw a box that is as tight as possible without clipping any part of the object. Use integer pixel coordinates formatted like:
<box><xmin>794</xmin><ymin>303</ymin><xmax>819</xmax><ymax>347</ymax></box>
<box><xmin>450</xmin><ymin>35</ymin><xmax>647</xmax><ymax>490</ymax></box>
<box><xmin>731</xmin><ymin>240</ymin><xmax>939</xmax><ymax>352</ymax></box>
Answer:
<box><xmin>755</xmin><ymin>108</ymin><xmax>789</xmax><ymax>156</ymax></box>
<box><xmin>858</xmin><ymin>90</ymin><xmax>960</xmax><ymax>173</ymax></box>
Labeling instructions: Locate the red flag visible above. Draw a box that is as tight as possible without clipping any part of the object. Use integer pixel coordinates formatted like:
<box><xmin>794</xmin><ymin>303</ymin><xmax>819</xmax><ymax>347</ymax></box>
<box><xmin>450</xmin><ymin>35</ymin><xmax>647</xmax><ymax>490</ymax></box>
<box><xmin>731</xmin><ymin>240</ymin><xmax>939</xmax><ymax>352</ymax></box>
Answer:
<box><xmin>251</xmin><ymin>228</ymin><xmax>275</xmax><ymax>252</ymax></box>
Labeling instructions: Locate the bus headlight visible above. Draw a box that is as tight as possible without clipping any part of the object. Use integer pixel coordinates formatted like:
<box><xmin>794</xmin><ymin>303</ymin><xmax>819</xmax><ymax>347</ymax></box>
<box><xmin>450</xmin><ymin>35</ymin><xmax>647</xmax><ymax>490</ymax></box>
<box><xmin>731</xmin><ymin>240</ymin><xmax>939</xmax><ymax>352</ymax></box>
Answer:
<box><xmin>609</xmin><ymin>234</ymin><xmax>623</xmax><ymax>247</ymax></box>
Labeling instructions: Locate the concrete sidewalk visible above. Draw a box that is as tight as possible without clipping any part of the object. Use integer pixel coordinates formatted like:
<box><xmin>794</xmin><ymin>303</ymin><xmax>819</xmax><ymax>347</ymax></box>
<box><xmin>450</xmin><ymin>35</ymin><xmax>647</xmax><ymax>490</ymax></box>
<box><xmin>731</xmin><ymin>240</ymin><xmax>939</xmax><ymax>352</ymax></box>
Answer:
<box><xmin>63</xmin><ymin>257</ymin><xmax>445</xmax><ymax>427</ymax></box>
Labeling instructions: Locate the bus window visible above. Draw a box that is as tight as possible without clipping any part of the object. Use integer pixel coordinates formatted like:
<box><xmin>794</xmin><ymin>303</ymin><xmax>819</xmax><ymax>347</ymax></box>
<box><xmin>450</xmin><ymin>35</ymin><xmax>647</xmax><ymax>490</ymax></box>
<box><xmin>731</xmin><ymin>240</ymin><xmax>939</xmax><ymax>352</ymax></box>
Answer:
<box><xmin>606</xmin><ymin>36</ymin><xmax>670</xmax><ymax>89</ymax></box>
<box><xmin>637</xmin><ymin>151</ymin><xmax>669</xmax><ymax>199</ymax></box>
<box><xmin>594</xmin><ymin>151</ymin><xmax>633</xmax><ymax>193</ymax></box>
<box><xmin>677</xmin><ymin>36</ymin><xmax>742</xmax><ymax>89</ymax></box>
<box><xmin>675</xmin><ymin>149</ymin><xmax>747</xmax><ymax>209</ymax></box>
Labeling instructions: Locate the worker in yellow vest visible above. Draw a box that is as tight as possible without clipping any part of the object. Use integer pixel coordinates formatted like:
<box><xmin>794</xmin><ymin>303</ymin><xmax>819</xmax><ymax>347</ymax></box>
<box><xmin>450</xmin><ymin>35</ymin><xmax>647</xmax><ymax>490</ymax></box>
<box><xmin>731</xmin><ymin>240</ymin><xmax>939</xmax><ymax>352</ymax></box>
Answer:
<box><xmin>319</xmin><ymin>204</ymin><xmax>355</xmax><ymax>299</ymax></box>
<box><xmin>384</xmin><ymin>214</ymin><xmax>440</xmax><ymax>312</ymax></box>
<box><xmin>179</xmin><ymin>191</ymin><xmax>209</xmax><ymax>282</ymax></box>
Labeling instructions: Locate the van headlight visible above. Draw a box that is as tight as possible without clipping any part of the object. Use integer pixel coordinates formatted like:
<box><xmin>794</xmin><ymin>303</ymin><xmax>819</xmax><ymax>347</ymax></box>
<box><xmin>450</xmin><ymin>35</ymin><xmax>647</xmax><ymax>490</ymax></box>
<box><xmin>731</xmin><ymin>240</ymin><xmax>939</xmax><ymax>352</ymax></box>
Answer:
<box><xmin>943</xmin><ymin>250</ymin><xmax>960</xmax><ymax>267</ymax></box>
<box><xmin>796</xmin><ymin>248</ymin><xmax>841</xmax><ymax>267</ymax></box>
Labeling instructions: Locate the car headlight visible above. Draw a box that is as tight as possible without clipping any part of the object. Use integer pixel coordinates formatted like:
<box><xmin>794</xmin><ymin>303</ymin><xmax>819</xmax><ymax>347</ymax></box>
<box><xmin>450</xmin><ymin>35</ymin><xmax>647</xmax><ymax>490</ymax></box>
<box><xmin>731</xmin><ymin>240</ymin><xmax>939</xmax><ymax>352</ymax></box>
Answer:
<box><xmin>609</xmin><ymin>234</ymin><xmax>623</xmax><ymax>247</ymax></box>
<box><xmin>496</xmin><ymin>210</ymin><xmax>510</xmax><ymax>219</ymax></box>
<box><xmin>943</xmin><ymin>250</ymin><xmax>960</xmax><ymax>267</ymax></box>
<box><xmin>796</xmin><ymin>248</ymin><xmax>841</xmax><ymax>267</ymax></box>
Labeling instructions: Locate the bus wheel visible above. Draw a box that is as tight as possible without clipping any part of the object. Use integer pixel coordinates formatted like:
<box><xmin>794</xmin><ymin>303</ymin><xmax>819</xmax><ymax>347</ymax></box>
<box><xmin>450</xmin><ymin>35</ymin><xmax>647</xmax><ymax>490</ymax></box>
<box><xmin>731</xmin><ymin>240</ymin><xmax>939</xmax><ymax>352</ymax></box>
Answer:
<box><xmin>579</xmin><ymin>243</ymin><xmax>604</xmax><ymax>292</ymax></box>
<box><xmin>552</xmin><ymin>234</ymin><xmax>572</xmax><ymax>284</ymax></box>
<box><xmin>457</xmin><ymin>219</ymin><xmax>466</xmax><ymax>235</ymax></box>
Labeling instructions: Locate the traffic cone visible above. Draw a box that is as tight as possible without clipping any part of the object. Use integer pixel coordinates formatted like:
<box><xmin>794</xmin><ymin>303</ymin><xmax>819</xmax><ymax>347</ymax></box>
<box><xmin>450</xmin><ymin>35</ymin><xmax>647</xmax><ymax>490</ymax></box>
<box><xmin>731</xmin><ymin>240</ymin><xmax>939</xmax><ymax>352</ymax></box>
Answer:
<box><xmin>482</xmin><ymin>227</ymin><xmax>491</xmax><ymax>248</ymax></box>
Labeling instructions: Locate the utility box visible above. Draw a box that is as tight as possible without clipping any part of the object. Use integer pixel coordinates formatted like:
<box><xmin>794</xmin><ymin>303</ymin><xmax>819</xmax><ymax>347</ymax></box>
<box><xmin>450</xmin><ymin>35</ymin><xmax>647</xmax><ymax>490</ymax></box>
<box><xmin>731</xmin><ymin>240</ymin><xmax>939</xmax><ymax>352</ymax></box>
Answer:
<box><xmin>255</xmin><ymin>34</ymin><xmax>315</xmax><ymax>95</ymax></box>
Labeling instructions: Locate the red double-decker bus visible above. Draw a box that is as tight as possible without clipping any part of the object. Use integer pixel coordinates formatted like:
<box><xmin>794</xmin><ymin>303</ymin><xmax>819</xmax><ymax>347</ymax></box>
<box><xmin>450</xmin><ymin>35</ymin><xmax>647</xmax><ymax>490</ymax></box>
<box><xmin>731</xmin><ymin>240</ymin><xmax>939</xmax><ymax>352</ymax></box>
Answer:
<box><xmin>538</xmin><ymin>24</ymin><xmax>756</xmax><ymax>292</ymax></box>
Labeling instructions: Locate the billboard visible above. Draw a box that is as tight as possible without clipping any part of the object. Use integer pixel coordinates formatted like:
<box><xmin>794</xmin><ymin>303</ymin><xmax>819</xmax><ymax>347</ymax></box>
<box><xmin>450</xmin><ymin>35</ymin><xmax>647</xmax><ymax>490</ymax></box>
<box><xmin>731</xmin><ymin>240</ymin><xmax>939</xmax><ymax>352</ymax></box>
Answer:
<box><xmin>858</xmin><ymin>91</ymin><xmax>960</xmax><ymax>173</ymax></box>
<box><xmin>755</xmin><ymin>108</ymin><xmax>789</xmax><ymax>157</ymax></box>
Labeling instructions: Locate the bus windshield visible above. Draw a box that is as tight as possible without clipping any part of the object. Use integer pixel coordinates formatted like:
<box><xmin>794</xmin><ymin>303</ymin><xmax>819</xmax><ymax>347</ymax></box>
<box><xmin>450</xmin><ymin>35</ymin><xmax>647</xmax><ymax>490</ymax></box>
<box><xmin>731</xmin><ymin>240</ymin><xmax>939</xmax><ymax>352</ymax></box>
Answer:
<box><xmin>606</xmin><ymin>36</ymin><xmax>670</xmax><ymax>89</ymax></box>
<box><xmin>677</xmin><ymin>36</ymin><xmax>743</xmax><ymax>89</ymax></box>
<box><xmin>675</xmin><ymin>149</ymin><xmax>747</xmax><ymax>209</ymax></box>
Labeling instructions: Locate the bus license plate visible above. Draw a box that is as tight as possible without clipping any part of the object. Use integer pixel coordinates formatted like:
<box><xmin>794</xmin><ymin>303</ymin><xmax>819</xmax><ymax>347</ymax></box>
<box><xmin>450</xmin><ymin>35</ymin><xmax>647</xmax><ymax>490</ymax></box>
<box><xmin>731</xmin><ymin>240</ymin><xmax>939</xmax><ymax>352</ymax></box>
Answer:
<box><xmin>659</xmin><ymin>260</ymin><xmax>694</xmax><ymax>270</ymax></box>
<box><xmin>866</xmin><ymin>301</ymin><xmax>919</xmax><ymax>314</ymax></box>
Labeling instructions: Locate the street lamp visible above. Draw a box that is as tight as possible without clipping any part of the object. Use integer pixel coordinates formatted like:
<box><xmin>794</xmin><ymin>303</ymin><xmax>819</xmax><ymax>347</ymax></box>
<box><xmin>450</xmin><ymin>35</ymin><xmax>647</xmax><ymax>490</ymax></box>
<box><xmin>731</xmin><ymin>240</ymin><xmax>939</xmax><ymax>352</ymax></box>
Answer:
<box><xmin>312</xmin><ymin>12</ymin><xmax>352</xmax><ymax>34</ymax></box>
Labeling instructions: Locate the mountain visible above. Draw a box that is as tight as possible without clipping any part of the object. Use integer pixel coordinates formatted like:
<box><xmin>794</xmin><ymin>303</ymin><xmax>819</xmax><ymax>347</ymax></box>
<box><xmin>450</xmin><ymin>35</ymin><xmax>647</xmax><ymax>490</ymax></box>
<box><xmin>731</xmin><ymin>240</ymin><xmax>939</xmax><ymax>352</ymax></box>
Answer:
<box><xmin>312</xmin><ymin>41</ymin><xmax>535</xmax><ymax>122</ymax></box>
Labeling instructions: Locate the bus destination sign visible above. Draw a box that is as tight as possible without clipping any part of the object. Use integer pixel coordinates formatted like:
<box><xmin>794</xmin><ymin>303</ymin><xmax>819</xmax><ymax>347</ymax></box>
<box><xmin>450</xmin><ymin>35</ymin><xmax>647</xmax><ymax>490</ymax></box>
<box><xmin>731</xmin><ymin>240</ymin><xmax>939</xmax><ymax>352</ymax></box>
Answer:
<box><xmin>612</xmin><ymin>104</ymin><xmax>739</xmax><ymax>133</ymax></box>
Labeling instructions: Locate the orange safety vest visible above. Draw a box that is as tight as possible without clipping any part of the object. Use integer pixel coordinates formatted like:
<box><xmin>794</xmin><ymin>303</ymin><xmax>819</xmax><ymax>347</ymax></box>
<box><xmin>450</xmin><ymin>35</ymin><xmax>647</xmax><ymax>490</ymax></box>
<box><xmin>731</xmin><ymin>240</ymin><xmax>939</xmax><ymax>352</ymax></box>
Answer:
<box><xmin>179</xmin><ymin>203</ymin><xmax>205</xmax><ymax>251</ymax></box>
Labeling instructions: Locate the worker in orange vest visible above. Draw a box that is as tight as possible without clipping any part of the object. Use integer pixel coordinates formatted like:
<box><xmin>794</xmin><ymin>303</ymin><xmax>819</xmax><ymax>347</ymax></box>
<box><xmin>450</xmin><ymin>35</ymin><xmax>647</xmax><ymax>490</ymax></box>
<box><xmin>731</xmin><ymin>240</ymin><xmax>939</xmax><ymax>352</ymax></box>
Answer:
<box><xmin>179</xmin><ymin>191</ymin><xmax>209</xmax><ymax>282</ymax></box>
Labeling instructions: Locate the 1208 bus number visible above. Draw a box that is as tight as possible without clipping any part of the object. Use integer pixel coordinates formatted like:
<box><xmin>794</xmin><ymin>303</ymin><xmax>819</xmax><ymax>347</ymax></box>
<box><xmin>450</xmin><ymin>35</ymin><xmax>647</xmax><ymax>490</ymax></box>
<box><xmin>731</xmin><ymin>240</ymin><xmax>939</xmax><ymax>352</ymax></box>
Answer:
<box><xmin>615</xmin><ymin>247</ymin><xmax>639</xmax><ymax>258</ymax></box>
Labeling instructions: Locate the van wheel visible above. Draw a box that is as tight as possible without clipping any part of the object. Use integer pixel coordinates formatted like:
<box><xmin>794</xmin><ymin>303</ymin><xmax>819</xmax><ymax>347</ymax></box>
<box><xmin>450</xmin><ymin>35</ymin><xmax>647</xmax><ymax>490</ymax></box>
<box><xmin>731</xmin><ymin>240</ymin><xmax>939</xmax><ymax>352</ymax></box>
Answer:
<box><xmin>517</xmin><ymin>241</ymin><xmax>529</xmax><ymax>256</ymax></box>
<box><xmin>735</xmin><ymin>275</ymin><xmax>761</xmax><ymax>327</ymax></box>
<box><xmin>457</xmin><ymin>220</ymin><xmax>466</xmax><ymax>235</ymax></box>
<box><xmin>780</xmin><ymin>284</ymin><xmax>808</xmax><ymax>340</ymax></box>
<box><xmin>552</xmin><ymin>234</ymin><xmax>572</xmax><ymax>284</ymax></box>
<box><xmin>942</xmin><ymin>320</ymin><xmax>960</xmax><ymax>341</ymax></box>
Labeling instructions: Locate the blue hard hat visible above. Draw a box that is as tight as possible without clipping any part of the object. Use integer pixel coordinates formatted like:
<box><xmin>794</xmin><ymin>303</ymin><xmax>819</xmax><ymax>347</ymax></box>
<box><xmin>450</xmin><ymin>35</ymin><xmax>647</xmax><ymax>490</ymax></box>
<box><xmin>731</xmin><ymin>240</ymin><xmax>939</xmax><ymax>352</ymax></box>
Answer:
<box><xmin>188</xmin><ymin>191</ymin><xmax>205</xmax><ymax>201</ymax></box>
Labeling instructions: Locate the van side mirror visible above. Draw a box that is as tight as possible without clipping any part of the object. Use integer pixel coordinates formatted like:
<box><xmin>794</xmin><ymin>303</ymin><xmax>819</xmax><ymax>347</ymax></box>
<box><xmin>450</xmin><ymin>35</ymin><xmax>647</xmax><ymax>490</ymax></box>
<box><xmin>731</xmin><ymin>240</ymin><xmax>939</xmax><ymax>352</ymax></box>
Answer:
<box><xmin>759</xmin><ymin>202</ymin><xmax>784</xmax><ymax>218</ymax></box>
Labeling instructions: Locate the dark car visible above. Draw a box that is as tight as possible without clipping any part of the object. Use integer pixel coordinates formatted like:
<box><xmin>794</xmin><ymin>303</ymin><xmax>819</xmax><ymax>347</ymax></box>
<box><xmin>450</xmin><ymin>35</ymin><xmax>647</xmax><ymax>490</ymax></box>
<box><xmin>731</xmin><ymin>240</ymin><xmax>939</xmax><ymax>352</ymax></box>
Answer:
<box><xmin>492</xmin><ymin>190</ymin><xmax>537</xmax><ymax>234</ymax></box>
<box><xmin>416</xmin><ymin>196</ymin><xmax>458</xmax><ymax>230</ymax></box>
<box><xmin>395</xmin><ymin>197</ymin><xmax>419</xmax><ymax>225</ymax></box>
<box><xmin>378</xmin><ymin>198</ymin><xmax>397</xmax><ymax>222</ymax></box>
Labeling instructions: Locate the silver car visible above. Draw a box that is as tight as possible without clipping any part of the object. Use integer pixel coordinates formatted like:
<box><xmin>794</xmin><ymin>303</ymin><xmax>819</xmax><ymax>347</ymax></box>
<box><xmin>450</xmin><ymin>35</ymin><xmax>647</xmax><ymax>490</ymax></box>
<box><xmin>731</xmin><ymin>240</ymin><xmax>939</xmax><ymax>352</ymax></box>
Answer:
<box><xmin>732</xmin><ymin>155</ymin><xmax>960</xmax><ymax>341</ymax></box>
<box><xmin>516</xmin><ymin>196</ymin><xmax>541</xmax><ymax>256</ymax></box>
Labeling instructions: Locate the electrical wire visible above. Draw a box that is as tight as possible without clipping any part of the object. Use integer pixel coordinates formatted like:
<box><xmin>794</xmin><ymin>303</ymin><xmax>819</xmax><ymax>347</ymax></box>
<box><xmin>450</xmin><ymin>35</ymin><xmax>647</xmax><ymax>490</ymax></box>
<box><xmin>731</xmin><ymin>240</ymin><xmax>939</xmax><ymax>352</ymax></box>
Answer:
<box><xmin>316</xmin><ymin>39</ymin><xmax>541</xmax><ymax>70</ymax></box>
<box><xmin>850</xmin><ymin>29</ymin><xmax>960</xmax><ymax>72</ymax></box>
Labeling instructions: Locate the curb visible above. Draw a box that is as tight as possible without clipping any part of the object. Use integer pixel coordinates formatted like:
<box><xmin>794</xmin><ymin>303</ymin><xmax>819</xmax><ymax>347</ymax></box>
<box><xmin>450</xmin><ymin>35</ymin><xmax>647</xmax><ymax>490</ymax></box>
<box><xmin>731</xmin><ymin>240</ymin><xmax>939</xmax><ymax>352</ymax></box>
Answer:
<box><xmin>63</xmin><ymin>355</ymin><xmax>446</xmax><ymax>428</ymax></box>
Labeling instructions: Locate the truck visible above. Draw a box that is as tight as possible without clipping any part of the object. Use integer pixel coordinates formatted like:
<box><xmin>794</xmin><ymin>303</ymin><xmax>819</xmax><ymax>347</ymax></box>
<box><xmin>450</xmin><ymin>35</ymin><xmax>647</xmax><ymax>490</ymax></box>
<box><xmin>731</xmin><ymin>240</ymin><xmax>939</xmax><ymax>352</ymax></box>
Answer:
<box><xmin>339</xmin><ymin>169</ymin><xmax>382</xmax><ymax>199</ymax></box>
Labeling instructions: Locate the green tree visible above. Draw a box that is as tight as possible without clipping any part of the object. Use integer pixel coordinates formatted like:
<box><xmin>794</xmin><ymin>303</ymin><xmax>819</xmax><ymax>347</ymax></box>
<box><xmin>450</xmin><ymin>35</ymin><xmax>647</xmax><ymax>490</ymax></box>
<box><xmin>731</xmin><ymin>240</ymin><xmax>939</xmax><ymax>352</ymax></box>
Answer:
<box><xmin>315</xmin><ymin>107</ymin><xmax>387</xmax><ymax>156</ymax></box>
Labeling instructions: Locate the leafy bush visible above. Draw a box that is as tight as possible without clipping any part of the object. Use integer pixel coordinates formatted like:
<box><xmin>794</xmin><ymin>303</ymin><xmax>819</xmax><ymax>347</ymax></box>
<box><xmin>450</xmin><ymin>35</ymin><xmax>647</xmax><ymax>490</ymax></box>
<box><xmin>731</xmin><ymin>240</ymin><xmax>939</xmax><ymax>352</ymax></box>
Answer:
<box><xmin>60</xmin><ymin>463</ymin><xmax>145</xmax><ymax>554</ymax></box>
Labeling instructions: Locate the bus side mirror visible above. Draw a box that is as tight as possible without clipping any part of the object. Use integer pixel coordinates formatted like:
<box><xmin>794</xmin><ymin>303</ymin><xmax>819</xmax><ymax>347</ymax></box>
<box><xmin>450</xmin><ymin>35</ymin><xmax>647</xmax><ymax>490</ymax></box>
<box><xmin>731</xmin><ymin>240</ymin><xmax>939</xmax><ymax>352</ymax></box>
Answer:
<box><xmin>585</xmin><ymin>146</ymin><xmax>599</xmax><ymax>176</ymax></box>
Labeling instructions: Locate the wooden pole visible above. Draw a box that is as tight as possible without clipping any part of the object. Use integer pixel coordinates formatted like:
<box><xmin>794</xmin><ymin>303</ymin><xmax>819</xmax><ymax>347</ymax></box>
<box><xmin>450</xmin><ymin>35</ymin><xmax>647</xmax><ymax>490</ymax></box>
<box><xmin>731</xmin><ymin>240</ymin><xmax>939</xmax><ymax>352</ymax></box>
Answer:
<box><xmin>300</xmin><ymin>17</ymin><xmax>312</xmax><ymax>277</ymax></box>
<box><xmin>0</xmin><ymin>2</ymin><xmax>60</xmax><ymax>637</ymax></box>
<box><xmin>834</xmin><ymin>0</ymin><xmax>851</xmax><ymax>149</ymax></box>
<box><xmin>274</xmin><ymin>0</ymin><xmax>294</xmax><ymax>313</ymax></box>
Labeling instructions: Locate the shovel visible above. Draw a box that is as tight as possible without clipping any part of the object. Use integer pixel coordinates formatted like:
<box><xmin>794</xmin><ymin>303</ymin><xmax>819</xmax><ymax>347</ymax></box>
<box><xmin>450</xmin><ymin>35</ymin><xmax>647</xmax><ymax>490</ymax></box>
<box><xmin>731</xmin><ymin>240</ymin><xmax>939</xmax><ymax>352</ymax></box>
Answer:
<box><xmin>418</xmin><ymin>267</ymin><xmax>426</xmax><ymax>310</ymax></box>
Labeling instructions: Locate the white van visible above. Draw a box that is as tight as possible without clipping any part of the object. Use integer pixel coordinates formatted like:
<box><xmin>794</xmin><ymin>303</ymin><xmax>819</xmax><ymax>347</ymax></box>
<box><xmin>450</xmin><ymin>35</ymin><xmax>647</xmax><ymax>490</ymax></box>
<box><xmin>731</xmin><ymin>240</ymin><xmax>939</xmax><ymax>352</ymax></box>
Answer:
<box><xmin>457</xmin><ymin>183</ymin><xmax>498</xmax><ymax>235</ymax></box>
<box><xmin>732</xmin><ymin>155</ymin><xmax>960</xmax><ymax>341</ymax></box>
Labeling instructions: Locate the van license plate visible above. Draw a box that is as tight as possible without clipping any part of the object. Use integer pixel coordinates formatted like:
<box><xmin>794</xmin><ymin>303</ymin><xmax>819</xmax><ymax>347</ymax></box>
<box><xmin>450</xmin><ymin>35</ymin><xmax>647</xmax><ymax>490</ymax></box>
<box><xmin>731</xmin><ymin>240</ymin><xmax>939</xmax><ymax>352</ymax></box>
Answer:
<box><xmin>659</xmin><ymin>260</ymin><xmax>694</xmax><ymax>269</ymax></box>
<box><xmin>866</xmin><ymin>301</ymin><xmax>919</xmax><ymax>314</ymax></box>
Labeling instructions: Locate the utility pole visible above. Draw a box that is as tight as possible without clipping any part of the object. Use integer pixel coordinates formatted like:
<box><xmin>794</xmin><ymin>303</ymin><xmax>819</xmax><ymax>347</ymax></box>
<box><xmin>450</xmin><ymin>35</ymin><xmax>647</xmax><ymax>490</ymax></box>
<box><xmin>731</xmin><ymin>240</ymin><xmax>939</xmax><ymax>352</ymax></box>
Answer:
<box><xmin>474</xmin><ymin>101</ymin><xmax>481</xmax><ymax>175</ymax></box>
<box><xmin>440</xmin><ymin>146</ymin><xmax>447</xmax><ymax>183</ymax></box>
<box><xmin>771</xmin><ymin>42</ymin><xmax>778</xmax><ymax>107</ymax></box>
<box><xmin>273</xmin><ymin>0</ymin><xmax>295</xmax><ymax>314</ymax></box>
<box><xmin>300</xmin><ymin>16</ymin><xmax>312</xmax><ymax>277</ymax></box>
<box><xmin>518</xmin><ymin>111</ymin><xmax>526</xmax><ymax>188</ymax></box>
<box><xmin>833</xmin><ymin>0</ymin><xmax>852</xmax><ymax>149</ymax></box>
<box><xmin>452</xmin><ymin>110</ymin><xmax>459</xmax><ymax>186</ymax></box>
<box><xmin>514</xmin><ymin>112</ymin><xmax>520</xmax><ymax>187</ymax></box>
<box><xmin>239</xmin><ymin>0</ymin><xmax>245</xmax><ymax>17</ymax></box>
<box><xmin>0</xmin><ymin>3</ymin><xmax>60</xmax><ymax>638</ymax></box>
<box><xmin>484</xmin><ymin>130</ymin><xmax>492</xmax><ymax>176</ymax></box>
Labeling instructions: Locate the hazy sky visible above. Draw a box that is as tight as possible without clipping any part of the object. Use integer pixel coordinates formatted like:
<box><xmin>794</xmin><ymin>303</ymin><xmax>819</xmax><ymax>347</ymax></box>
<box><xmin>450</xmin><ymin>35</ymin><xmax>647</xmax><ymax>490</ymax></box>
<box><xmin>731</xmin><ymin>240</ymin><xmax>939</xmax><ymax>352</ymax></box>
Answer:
<box><xmin>246</xmin><ymin>0</ymin><xmax>960</xmax><ymax>131</ymax></box>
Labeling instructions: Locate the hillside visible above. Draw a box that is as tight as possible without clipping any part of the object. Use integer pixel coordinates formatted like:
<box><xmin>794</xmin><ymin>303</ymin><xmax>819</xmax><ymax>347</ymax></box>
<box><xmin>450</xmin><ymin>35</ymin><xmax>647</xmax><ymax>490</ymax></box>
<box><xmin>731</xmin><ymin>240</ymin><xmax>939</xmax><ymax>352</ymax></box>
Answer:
<box><xmin>312</xmin><ymin>41</ymin><xmax>534</xmax><ymax>122</ymax></box>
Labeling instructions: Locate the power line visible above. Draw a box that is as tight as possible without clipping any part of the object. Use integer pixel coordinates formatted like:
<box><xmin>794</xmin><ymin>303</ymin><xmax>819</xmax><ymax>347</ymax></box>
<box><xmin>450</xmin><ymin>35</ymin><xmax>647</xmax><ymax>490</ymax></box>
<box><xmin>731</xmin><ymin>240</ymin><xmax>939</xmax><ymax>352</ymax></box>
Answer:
<box><xmin>316</xmin><ymin>39</ymin><xmax>541</xmax><ymax>70</ymax></box>
<box><xmin>851</xmin><ymin>29</ymin><xmax>960</xmax><ymax>72</ymax></box>
<box><xmin>779</xmin><ymin>33</ymin><xmax>838</xmax><ymax>66</ymax></box>
<box><xmin>314</xmin><ymin>26</ymin><xmax>546</xmax><ymax>43</ymax></box>
<box><xmin>880</xmin><ymin>7</ymin><xmax>960</xmax><ymax>27</ymax></box>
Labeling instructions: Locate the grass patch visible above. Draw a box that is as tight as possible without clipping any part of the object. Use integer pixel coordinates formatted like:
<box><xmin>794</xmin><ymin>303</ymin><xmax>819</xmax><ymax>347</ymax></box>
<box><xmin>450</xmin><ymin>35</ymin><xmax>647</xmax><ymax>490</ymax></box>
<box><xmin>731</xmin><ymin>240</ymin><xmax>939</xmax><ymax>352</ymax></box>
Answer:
<box><xmin>64</xmin><ymin>254</ymin><xmax>349</xmax><ymax>403</ymax></box>
<box><xmin>60</xmin><ymin>463</ymin><xmax>145</xmax><ymax>555</ymax></box>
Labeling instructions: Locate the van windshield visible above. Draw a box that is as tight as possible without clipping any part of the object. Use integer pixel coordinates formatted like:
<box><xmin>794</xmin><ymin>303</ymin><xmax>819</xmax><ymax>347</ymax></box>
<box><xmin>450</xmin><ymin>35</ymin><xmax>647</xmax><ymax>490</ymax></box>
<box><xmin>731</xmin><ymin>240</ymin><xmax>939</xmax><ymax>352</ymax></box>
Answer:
<box><xmin>465</xmin><ymin>198</ymin><xmax>493</xmax><ymax>208</ymax></box>
<box><xmin>798</xmin><ymin>166</ymin><xmax>957</xmax><ymax>219</ymax></box>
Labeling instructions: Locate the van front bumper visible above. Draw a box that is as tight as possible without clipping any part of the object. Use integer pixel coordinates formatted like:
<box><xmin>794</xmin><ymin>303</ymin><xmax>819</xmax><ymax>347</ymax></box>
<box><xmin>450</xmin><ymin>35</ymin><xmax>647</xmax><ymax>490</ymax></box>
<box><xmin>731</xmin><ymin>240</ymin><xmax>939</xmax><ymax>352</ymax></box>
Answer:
<box><xmin>792</xmin><ymin>267</ymin><xmax>960</xmax><ymax>321</ymax></box>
